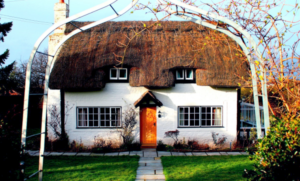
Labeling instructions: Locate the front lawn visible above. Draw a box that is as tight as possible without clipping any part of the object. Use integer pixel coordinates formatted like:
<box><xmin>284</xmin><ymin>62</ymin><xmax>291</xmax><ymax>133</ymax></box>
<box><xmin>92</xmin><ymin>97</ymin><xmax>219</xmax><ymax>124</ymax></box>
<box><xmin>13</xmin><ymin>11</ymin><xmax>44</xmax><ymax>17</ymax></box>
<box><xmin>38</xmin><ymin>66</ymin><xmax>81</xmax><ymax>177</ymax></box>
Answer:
<box><xmin>25</xmin><ymin>156</ymin><xmax>139</xmax><ymax>181</ymax></box>
<box><xmin>161</xmin><ymin>155</ymin><xmax>254</xmax><ymax>181</ymax></box>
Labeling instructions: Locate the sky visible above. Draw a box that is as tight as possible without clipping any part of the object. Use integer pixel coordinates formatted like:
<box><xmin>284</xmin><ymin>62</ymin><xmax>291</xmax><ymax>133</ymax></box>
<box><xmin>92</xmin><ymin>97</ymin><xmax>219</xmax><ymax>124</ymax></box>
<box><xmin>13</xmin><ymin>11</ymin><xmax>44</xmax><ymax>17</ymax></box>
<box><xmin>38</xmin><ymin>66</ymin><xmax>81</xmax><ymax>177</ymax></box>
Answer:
<box><xmin>0</xmin><ymin>0</ymin><xmax>182</xmax><ymax>66</ymax></box>
<box><xmin>1</xmin><ymin>0</ymin><xmax>299</xmax><ymax>66</ymax></box>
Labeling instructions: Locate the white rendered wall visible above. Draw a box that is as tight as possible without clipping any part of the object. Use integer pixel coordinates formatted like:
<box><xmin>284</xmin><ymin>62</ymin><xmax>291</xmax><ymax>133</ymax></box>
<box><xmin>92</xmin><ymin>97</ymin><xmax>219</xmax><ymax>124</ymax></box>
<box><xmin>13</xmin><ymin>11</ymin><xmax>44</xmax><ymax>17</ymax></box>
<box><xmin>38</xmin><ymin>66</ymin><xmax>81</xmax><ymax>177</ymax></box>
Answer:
<box><xmin>47</xmin><ymin>83</ymin><xmax>238</xmax><ymax>148</ymax></box>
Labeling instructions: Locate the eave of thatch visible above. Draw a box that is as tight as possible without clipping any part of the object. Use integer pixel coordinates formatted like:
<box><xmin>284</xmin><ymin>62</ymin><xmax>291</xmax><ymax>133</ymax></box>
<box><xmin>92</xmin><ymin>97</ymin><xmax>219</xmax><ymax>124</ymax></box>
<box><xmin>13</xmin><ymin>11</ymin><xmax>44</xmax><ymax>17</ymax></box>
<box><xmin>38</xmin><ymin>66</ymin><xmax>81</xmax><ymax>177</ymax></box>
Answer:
<box><xmin>49</xmin><ymin>21</ymin><xmax>249</xmax><ymax>90</ymax></box>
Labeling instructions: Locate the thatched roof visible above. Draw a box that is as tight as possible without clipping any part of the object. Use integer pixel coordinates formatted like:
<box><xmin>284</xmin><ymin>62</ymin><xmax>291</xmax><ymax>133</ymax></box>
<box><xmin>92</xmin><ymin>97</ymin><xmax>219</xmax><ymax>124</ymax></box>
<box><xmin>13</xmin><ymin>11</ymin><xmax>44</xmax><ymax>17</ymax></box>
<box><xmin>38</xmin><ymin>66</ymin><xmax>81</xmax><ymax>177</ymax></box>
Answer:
<box><xmin>49</xmin><ymin>21</ymin><xmax>249</xmax><ymax>90</ymax></box>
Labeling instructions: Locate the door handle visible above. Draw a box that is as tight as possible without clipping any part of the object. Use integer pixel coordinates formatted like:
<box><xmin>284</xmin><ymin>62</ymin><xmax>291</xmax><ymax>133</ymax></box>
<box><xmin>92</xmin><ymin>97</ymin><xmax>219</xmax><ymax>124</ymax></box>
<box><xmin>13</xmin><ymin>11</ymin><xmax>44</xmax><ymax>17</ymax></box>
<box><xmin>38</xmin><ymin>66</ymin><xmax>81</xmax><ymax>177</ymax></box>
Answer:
<box><xmin>154</xmin><ymin>123</ymin><xmax>156</xmax><ymax>126</ymax></box>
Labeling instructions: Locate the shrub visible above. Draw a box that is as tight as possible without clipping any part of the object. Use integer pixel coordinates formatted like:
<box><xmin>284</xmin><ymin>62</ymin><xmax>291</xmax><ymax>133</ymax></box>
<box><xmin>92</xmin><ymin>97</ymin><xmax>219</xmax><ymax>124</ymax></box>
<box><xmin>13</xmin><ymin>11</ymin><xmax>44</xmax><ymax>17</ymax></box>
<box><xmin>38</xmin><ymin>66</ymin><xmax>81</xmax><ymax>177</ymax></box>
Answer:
<box><xmin>118</xmin><ymin>105</ymin><xmax>137</xmax><ymax>146</ymax></box>
<box><xmin>212</xmin><ymin>132</ymin><xmax>227</xmax><ymax>149</ymax></box>
<box><xmin>165</xmin><ymin>130</ymin><xmax>179</xmax><ymax>144</ymax></box>
<box><xmin>243</xmin><ymin>116</ymin><xmax>300</xmax><ymax>180</ymax></box>
<box><xmin>92</xmin><ymin>136</ymin><xmax>113</xmax><ymax>153</ymax></box>
<box><xmin>156</xmin><ymin>140</ymin><xmax>167</xmax><ymax>151</ymax></box>
<box><xmin>120</xmin><ymin>141</ymin><xmax>141</xmax><ymax>151</ymax></box>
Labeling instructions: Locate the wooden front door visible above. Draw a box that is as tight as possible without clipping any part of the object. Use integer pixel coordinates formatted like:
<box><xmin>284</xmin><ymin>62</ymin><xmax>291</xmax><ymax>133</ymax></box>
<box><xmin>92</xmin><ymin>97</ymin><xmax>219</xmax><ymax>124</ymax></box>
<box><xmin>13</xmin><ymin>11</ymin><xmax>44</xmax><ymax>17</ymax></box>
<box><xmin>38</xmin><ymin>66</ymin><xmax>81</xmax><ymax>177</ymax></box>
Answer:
<box><xmin>140</xmin><ymin>107</ymin><xmax>157</xmax><ymax>148</ymax></box>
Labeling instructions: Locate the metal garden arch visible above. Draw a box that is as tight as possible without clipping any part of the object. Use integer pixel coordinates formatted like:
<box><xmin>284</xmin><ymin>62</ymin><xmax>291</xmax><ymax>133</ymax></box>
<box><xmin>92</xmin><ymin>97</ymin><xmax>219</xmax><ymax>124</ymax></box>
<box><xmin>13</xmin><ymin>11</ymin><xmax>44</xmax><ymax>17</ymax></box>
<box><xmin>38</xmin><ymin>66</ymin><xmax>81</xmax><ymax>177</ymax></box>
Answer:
<box><xmin>20</xmin><ymin>0</ymin><xmax>269</xmax><ymax>180</ymax></box>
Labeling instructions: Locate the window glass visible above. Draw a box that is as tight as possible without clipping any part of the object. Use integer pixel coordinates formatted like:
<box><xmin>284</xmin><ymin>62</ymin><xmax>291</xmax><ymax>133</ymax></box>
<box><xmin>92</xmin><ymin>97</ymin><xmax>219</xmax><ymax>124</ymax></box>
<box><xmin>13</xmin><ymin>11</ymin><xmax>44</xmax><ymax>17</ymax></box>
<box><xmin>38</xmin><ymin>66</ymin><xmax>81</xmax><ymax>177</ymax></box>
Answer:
<box><xmin>77</xmin><ymin>107</ymin><xmax>121</xmax><ymax>128</ymax></box>
<box><xmin>119</xmin><ymin>69</ymin><xmax>127</xmax><ymax>79</ymax></box>
<box><xmin>178</xmin><ymin>106</ymin><xmax>222</xmax><ymax>127</ymax></box>
<box><xmin>110</xmin><ymin>69</ymin><xmax>118</xmax><ymax>79</ymax></box>
<box><xmin>185</xmin><ymin>69</ymin><xmax>193</xmax><ymax>79</ymax></box>
<box><xmin>176</xmin><ymin>70</ymin><xmax>184</xmax><ymax>80</ymax></box>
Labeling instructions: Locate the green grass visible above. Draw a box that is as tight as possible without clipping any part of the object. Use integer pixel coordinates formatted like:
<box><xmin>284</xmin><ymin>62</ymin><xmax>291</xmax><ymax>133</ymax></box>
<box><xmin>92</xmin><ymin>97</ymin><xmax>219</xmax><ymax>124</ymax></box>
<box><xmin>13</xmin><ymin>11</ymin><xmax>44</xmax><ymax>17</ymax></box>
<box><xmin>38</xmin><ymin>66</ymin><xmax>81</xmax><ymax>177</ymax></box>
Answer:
<box><xmin>161</xmin><ymin>155</ymin><xmax>254</xmax><ymax>181</ymax></box>
<box><xmin>25</xmin><ymin>156</ymin><xmax>139</xmax><ymax>181</ymax></box>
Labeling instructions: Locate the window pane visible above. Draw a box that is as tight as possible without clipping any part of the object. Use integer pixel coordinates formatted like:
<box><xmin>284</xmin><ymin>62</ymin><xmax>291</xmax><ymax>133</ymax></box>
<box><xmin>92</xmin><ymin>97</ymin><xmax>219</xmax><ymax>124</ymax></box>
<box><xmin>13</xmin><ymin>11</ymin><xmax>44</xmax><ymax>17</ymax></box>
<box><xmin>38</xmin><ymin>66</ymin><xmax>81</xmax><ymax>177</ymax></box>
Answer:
<box><xmin>190</xmin><ymin>120</ymin><xmax>195</xmax><ymax>126</ymax></box>
<box><xmin>119</xmin><ymin>69</ymin><xmax>127</xmax><ymax>78</ymax></box>
<box><xmin>78</xmin><ymin>108</ymin><xmax>82</xmax><ymax>114</ymax></box>
<box><xmin>83</xmin><ymin>108</ymin><xmax>87</xmax><ymax>114</ymax></box>
<box><xmin>207</xmin><ymin>114</ymin><xmax>211</xmax><ymax>119</ymax></box>
<box><xmin>100</xmin><ymin>115</ymin><xmax>105</xmax><ymax>120</ymax></box>
<box><xmin>201</xmin><ymin>114</ymin><xmax>206</xmax><ymax>119</ymax></box>
<box><xmin>89</xmin><ymin>114</ymin><xmax>93</xmax><ymax>120</ymax></box>
<box><xmin>190</xmin><ymin>107</ymin><xmax>194</xmax><ymax>113</ymax></box>
<box><xmin>89</xmin><ymin>121</ymin><xmax>93</xmax><ymax>126</ymax></box>
<box><xmin>89</xmin><ymin>108</ymin><xmax>93</xmax><ymax>113</ymax></box>
<box><xmin>94</xmin><ymin>108</ymin><xmax>98</xmax><ymax>113</ymax></box>
<box><xmin>105</xmin><ymin>114</ymin><xmax>110</xmax><ymax>120</ymax></box>
<box><xmin>207</xmin><ymin>107</ymin><xmax>211</xmax><ymax>113</ymax></box>
<box><xmin>94</xmin><ymin>114</ymin><xmax>98</xmax><ymax>120</ymax></box>
<box><xmin>112</xmin><ymin>121</ymin><xmax>116</xmax><ymax>126</ymax></box>
<box><xmin>179</xmin><ymin>108</ymin><xmax>184</xmax><ymax>113</ymax></box>
<box><xmin>202</xmin><ymin>120</ymin><xmax>206</xmax><ymax>126</ymax></box>
<box><xmin>179</xmin><ymin>120</ymin><xmax>184</xmax><ymax>126</ymax></box>
<box><xmin>111</xmin><ymin>108</ymin><xmax>116</xmax><ymax>114</ymax></box>
<box><xmin>195</xmin><ymin>120</ymin><xmax>199</xmax><ymax>126</ymax></box>
<box><xmin>112</xmin><ymin>115</ymin><xmax>116</xmax><ymax>120</ymax></box>
<box><xmin>202</xmin><ymin>107</ymin><xmax>206</xmax><ymax>113</ymax></box>
<box><xmin>110</xmin><ymin>69</ymin><xmax>117</xmax><ymax>78</ymax></box>
<box><xmin>184</xmin><ymin>114</ymin><xmax>189</xmax><ymax>119</ymax></box>
<box><xmin>186</xmin><ymin>69</ymin><xmax>193</xmax><ymax>79</ymax></box>
<box><xmin>106</xmin><ymin>108</ymin><xmax>110</xmax><ymax>113</ymax></box>
<box><xmin>106</xmin><ymin>121</ymin><xmax>110</xmax><ymax>127</ymax></box>
<box><xmin>94</xmin><ymin>121</ymin><xmax>99</xmax><ymax>127</ymax></box>
<box><xmin>100</xmin><ymin>108</ymin><xmax>105</xmax><ymax>113</ymax></box>
<box><xmin>195</xmin><ymin>114</ymin><xmax>199</xmax><ymax>119</ymax></box>
<box><xmin>184</xmin><ymin>119</ymin><xmax>189</xmax><ymax>126</ymax></box>
<box><xmin>101</xmin><ymin>121</ymin><xmax>105</xmax><ymax>126</ymax></box>
<box><xmin>184</xmin><ymin>108</ymin><xmax>189</xmax><ymax>113</ymax></box>
<box><xmin>207</xmin><ymin>120</ymin><xmax>211</xmax><ymax>126</ymax></box>
<box><xmin>190</xmin><ymin>114</ymin><xmax>194</xmax><ymax>119</ymax></box>
<box><xmin>176</xmin><ymin>70</ymin><xmax>184</xmax><ymax>79</ymax></box>
<box><xmin>195</xmin><ymin>107</ymin><xmax>199</xmax><ymax>113</ymax></box>
<box><xmin>79</xmin><ymin>121</ymin><xmax>82</xmax><ymax>126</ymax></box>
<box><xmin>79</xmin><ymin>114</ymin><xmax>82</xmax><ymax>121</ymax></box>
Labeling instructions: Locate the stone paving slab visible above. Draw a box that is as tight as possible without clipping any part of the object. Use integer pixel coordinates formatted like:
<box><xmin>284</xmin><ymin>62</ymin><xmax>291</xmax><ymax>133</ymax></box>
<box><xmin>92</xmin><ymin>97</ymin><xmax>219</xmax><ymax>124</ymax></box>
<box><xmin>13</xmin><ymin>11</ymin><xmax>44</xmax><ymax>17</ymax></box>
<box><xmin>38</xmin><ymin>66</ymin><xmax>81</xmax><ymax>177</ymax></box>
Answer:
<box><xmin>144</xmin><ymin>152</ymin><xmax>157</xmax><ymax>157</ymax></box>
<box><xmin>171</xmin><ymin>152</ymin><xmax>186</xmax><ymax>156</ymax></box>
<box><xmin>219</xmin><ymin>152</ymin><xmax>228</xmax><ymax>155</ymax></box>
<box><xmin>104</xmin><ymin>152</ymin><xmax>119</xmax><ymax>156</ymax></box>
<box><xmin>140</xmin><ymin>157</ymin><xmax>155</xmax><ymax>161</ymax></box>
<box><xmin>130</xmin><ymin>151</ymin><xmax>143</xmax><ymax>156</ymax></box>
<box><xmin>136</xmin><ymin>175</ymin><xmax>165</xmax><ymax>180</ymax></box>
<box><xmin>207</xmin><ymin>152</ymin><xmax>221</xmax><ymax>156</ymax></box>
<box><xmin>137</xmin><ymin>169</ymin><xmax>164</xmax><ymax>175</ymax></box>
<box><xmin>90</xmin><ymin>153</ymin><xmax>104</xmax><ymax>156</ymax></box>
<box><xmin>136</xmin><ymin>180</ymin><xmax>166</xmax><ymax>181</ymax></box>
<box><xmin>240</xmin><ymin>152</ymin><xmax>249</xmax><ymax>155</ymax></box>
<box><xmin>192</xmin><ymin>152</ymin><xmax>207</xmax><ymax>156</ymax></box>
<box><xmin>139</xmin><ymin>162</ymin><xmax>162</xmax><ymax>167</ymax></box>
<box><xmin>139</xmin><ymin>160</ymin><xmax>161</xmax><ymax>163</ymax></box>
<box><xmin>226</xmin><ymin>152</ymin><xmax>241</xmax><ymax>155</ymax></box>
<box><xmin>157</xmin><ymin>151</ymin><xmax>171</xmax><ymax>157</ymax></box>
<box><xmin>185</xmin><ymin>152</ymin><xmax>193</xmax><ymax>156</ymax></box>
<box><xmin>49</xmin><ymin>152</ymin><xmax>63</xmax><ymax>156</ymax></box>
<box><xmin>119</xmin><ymin>151</ymin><xmax>129</xmax><ymax>156</ymax></box>
<box><xmin>63</xmin><ymin>152</ymin><xmax>77</xmax><ymax>156</ymax></box>
<box><xmin>138</xmin><ymin>166</ymin><xmax>164</xmax><ymax>170</ymax></box>
<box><xmin>77</xmin><ymin>152</ymin><xmax>91</xmax><ymax>156</ymax></box>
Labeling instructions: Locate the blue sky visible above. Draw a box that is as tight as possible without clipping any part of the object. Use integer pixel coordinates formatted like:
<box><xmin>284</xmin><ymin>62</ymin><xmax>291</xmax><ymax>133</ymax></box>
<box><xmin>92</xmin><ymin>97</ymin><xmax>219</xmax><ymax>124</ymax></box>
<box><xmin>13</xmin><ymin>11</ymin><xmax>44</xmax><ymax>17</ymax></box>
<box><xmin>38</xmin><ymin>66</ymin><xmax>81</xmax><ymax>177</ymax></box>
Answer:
<box><xmin>1</xmin><ymin>0</ymin><xmax>181</xmax><ymax>65</ymax></box>
<box><xmin>1</xmin><ymin>0</ymin><xmax>298</xmax><ymax>66</ymax></box>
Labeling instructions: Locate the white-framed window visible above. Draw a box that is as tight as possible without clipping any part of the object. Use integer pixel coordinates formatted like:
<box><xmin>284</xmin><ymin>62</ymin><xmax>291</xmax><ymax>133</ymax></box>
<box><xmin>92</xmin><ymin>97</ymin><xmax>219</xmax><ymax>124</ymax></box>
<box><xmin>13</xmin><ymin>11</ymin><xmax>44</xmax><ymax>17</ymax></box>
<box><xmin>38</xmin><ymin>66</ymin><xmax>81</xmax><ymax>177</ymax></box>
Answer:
<box><xmin>77</xmin><ymin>107</ymin><xmax>121</xmax><ymax>128</ymax></box>
<box><xmin>110</xmin><ymin>68</ymin><xmax>127</xmax><ymax>80</ymax></box>
<box><xmin>176</xmin><ymin>69</ymin><xmax>193</xmax><ymax>80</ymax></box>
<box><xmin>178</xmin><ymin>106</ymin><xmax>222</xmax><ymax>127</ymax></box>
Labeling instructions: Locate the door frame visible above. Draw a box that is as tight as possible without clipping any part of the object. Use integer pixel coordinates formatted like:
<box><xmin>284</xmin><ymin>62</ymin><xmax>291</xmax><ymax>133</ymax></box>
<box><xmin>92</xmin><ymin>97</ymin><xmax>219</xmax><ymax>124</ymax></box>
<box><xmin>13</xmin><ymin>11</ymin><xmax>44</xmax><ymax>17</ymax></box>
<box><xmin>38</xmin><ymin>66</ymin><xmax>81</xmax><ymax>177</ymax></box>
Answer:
<box><xmin>140</xmin><ymin>106</ymin><xmax>157</xmax><ymax>148</ymax></box>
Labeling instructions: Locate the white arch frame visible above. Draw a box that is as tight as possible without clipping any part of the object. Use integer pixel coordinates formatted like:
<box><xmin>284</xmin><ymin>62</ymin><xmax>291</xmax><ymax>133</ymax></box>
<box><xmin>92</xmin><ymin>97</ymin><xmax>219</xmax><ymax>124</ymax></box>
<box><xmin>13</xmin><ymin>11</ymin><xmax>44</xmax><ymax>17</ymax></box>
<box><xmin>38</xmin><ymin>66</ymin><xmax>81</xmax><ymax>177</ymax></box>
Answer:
<box><xmin>21</xmin><ymin>0</ymin><xmax>269</xmax><ymax>180</ymax></box>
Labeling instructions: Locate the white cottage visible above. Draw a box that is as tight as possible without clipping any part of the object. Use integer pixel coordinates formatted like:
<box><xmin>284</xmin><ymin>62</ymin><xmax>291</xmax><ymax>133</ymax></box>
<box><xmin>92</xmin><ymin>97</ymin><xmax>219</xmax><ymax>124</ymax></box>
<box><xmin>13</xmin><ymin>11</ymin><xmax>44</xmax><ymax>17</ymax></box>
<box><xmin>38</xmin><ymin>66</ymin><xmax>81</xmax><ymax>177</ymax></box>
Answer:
<box><xmin>47</xmin><ymin>1</ymin><xmax>248</xmax><ymax>148</ymax></box>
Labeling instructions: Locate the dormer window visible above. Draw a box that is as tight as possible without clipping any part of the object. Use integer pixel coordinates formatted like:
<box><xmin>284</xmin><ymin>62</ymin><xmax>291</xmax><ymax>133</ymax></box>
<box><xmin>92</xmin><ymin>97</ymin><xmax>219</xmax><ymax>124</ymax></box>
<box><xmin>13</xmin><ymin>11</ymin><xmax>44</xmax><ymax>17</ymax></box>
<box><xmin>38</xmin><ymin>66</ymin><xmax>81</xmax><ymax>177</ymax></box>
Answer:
<box><xmin>110</xmin><ymin>68</ymin><xmax>127</xmax><ymax>80</ymax></box>
<box><xmin>176</xmin><ymin>69</ymin><xmax>193</xmax><ymax>80</ymax></box>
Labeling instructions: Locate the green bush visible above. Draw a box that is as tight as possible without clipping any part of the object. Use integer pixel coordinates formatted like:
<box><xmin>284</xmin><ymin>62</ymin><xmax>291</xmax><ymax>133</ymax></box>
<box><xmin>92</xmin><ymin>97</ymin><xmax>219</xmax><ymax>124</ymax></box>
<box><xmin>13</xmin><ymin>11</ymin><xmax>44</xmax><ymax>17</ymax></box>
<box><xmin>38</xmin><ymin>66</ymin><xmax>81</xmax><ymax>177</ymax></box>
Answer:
<box><xmin>244</xmin><ymin>116</ymin><xmax>300</xmax><ymax>180</ymax></box>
